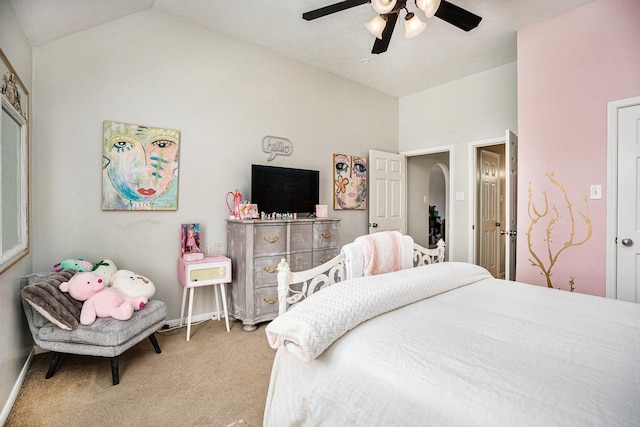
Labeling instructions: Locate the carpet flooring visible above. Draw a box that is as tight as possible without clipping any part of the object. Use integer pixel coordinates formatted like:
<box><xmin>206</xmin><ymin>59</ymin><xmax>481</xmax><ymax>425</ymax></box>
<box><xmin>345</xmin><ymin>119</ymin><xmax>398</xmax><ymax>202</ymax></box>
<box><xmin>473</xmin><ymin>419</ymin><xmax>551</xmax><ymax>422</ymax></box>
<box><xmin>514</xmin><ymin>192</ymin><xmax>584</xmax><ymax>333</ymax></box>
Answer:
<box><xmin>6</xmin><ymin>318</ymin><xmax>275</xmax><ymax>427</ymax></box>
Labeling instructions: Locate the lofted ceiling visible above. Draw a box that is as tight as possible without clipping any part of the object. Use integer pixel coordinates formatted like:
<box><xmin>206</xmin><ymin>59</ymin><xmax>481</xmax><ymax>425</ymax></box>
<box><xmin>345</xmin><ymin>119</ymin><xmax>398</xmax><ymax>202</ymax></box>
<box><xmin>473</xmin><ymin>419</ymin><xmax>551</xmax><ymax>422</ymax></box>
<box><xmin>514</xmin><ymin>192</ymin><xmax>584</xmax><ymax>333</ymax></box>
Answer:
<box><xmin>8</xmin><ymin>0</ymin><xmax>594</xmax><ymax>97</ymax></box>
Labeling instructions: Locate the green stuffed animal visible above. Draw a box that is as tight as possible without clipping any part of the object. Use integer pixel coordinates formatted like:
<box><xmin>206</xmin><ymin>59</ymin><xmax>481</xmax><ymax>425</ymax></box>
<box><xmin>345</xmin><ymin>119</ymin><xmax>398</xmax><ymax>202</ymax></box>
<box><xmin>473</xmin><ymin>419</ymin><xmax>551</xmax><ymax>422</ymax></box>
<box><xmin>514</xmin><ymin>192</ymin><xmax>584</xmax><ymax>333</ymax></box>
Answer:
<box><xmin>54</xmin><ymin>258</ymin><xmax>93</xmax><ymax>273</ymax></box>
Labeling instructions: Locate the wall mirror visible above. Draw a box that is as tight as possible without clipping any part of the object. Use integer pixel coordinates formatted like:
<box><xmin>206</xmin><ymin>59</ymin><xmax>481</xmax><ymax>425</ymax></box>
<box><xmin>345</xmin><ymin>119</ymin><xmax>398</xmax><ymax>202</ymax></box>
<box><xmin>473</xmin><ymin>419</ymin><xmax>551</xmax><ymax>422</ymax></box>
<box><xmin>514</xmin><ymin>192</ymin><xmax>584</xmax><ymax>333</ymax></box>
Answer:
<box><xmin>0</xmin><ymin>49</ymin><xmax>29</xmax><ymax>273</ymax></box>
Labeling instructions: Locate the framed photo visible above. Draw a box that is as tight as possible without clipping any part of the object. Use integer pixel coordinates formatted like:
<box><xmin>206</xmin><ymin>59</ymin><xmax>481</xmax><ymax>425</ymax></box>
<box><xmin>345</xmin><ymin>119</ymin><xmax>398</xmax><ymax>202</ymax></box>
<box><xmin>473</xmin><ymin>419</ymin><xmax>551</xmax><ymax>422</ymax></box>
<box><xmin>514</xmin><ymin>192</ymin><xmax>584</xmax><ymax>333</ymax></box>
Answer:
<box><xmin>333</xmin><ymin>153</ymin><xmax>367</xmax><ymax>210</ymax></box>
<box><xmin>181</xmin><ymin>223</ymin><xmax>201</xmax><ymax>255</ymax></box>
<box><xmin>239</xmin><ymin>203</ymin><xmax>259</xmax><ymax>220</ymax></box>
<box><xmin>102</xmin><ymin>120</ymin><xmax>180</xmax><ymax>210</ymax></box>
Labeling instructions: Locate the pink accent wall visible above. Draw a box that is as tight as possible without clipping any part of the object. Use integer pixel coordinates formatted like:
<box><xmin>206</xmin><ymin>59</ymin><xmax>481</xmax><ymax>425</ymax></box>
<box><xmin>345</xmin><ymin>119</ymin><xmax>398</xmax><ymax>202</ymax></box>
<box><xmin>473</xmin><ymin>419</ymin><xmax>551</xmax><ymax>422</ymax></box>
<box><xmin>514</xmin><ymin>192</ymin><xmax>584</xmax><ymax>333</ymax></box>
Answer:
<box><xmin>516</xmin><ymin>0</ymin><xmax>640</xmax><ymax>295</ymax></box>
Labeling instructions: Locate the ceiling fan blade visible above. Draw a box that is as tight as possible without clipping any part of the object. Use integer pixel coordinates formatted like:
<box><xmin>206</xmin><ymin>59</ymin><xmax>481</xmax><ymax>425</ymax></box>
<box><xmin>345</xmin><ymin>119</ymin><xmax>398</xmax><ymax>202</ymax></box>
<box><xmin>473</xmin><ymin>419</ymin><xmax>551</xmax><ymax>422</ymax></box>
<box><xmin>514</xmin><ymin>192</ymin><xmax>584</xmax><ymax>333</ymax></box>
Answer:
<box><xmin>371</xmin><ymin>12</ymin><xmax>398</xmax><ymax>54</ymax></box>
<box><xmin>434</xmin><ymin>0</ymin><xmax>482</xmax><ymax>32</ymax></box>
<box><xmin>303</xmin><ymin>0</ymin><xmax>370</xmax><ymax>21</ymax></box>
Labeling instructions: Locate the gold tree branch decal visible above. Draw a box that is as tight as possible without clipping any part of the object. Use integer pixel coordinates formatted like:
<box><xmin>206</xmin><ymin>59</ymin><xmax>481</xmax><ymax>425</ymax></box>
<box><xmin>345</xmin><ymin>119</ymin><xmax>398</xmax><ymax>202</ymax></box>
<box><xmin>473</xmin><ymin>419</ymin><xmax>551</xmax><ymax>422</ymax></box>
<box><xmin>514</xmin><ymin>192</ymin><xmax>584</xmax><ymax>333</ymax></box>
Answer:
<box><xmin>527</xmin><ymin>172</ymin><xmax>592</xmax><ymax>290</ymax></box>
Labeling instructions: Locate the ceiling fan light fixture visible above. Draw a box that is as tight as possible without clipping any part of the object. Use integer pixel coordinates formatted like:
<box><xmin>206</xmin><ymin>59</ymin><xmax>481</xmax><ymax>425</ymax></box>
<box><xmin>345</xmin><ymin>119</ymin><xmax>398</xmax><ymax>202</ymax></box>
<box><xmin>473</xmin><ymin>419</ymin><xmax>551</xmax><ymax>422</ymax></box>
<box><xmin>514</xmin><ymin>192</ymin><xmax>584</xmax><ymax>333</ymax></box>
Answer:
<box><xmin>371</xmin><ymin>0</ymin><xmax>397</xmax><ymax>14</ymax></box>
<box><xmin>365</xmin><ymin>14</ymin><xmax>388</xmax><ymax>39</ymax></box>
<box><xmin>404</xmin><ymin>12</ymin><xmax>426</xmax><ymax>38</ymax></box>
<box><xmin>416</xmin><ymin>0</ymin><xmax>441</xmax><ymax>17</ymax></box>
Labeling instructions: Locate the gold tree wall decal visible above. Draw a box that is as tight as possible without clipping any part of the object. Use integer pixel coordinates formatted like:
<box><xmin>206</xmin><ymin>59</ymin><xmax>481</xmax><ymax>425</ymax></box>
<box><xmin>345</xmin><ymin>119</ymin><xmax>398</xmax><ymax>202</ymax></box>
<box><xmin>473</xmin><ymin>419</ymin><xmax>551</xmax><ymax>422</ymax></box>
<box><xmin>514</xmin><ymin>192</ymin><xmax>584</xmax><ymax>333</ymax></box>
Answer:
<box><xmin>527</xmin><ymin>172</ymin><xmax>592</xmax><ymax>290</ymax></box>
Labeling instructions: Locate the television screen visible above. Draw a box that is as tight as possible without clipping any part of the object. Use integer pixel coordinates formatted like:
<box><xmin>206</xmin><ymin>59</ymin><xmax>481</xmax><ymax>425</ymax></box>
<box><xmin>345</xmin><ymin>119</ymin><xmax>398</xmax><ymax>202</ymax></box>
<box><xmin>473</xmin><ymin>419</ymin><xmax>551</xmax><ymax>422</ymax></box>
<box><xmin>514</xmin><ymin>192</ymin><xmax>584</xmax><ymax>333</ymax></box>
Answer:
<box><xmin>251</xmin><ymin>165</ymin><xmax>319</xmax><ymax>214</ymax></box>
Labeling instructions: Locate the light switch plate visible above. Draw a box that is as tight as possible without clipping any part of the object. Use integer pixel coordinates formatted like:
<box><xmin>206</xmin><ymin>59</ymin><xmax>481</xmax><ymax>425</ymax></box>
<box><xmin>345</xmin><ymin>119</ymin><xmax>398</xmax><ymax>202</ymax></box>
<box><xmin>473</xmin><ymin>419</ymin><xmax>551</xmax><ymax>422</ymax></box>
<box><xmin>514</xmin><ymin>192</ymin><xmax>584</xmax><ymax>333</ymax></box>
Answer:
<box><xmin>590</xmin><ymin>185</ymin><xmax>602</xmax><ymax>200</ymax></box>
<box><xmin>456</xmin><ymin>192</ymin><xmax>465</xmax><ymax>201</ymax></box>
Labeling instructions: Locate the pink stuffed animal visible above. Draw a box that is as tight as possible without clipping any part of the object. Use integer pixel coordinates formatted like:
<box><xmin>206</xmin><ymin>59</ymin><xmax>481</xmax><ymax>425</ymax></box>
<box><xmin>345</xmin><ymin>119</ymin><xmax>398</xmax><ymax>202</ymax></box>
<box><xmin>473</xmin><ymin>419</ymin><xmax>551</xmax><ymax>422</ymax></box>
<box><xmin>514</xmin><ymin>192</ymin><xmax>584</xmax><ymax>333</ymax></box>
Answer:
<box><xmin>59</xmin><ymin>272</ymin><xmax>147</xmax><ymax>325</ymax></box>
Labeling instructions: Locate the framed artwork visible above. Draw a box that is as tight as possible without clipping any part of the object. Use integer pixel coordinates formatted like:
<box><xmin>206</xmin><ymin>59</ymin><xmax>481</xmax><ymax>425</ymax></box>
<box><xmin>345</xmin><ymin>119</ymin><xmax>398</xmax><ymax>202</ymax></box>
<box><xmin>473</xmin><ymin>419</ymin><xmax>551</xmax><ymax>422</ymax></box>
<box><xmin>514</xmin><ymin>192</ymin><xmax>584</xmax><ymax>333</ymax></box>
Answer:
<box><xmin>102</xmin><ymin>120</ymin><xmax>180</xmax><ymax>210</ymax></box>
<box><xmin>333</xmin><ymin>153</ymin><xmax>367</xmax><ymax>210</ymax></box>
<box><xmin>181</xmin><ymin>223</ymin><xmax>201</xmax><ymax>255</ymax></box>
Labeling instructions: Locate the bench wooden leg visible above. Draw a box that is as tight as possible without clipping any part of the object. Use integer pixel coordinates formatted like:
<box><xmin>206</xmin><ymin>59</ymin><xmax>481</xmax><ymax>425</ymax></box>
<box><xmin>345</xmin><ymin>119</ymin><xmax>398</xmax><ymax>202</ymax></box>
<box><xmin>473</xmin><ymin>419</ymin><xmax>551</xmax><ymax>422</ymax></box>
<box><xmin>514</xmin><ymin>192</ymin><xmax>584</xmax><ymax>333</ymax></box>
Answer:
<box><xmin>148</xmin><ymin>333</ymin><xmax>161</xmax><ymax>354</ymax></box>
<box><xmin>111</xmin><ymin>356</ymin><xmax>119</xmax><ymax>385</ymax></box>
<box><xmin>45</xmin><ymin>352</ymin><xmax>61</xmax><ymax>379</ymax></box>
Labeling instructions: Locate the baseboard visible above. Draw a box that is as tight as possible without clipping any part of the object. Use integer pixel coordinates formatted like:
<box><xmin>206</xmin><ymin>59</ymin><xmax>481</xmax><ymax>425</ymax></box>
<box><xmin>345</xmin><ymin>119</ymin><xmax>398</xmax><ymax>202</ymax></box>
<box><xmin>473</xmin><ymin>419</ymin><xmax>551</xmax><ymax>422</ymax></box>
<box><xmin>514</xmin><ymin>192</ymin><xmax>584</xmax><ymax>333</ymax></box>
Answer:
<box><xmin>163</xmin><ymin>311</ymin><xmax>227</xmax><ymax>329</ymax></box>
<box><xmin>1</xmin><ymin>347</ymin><xmax>35</xmax><ymax>426</ymax></box>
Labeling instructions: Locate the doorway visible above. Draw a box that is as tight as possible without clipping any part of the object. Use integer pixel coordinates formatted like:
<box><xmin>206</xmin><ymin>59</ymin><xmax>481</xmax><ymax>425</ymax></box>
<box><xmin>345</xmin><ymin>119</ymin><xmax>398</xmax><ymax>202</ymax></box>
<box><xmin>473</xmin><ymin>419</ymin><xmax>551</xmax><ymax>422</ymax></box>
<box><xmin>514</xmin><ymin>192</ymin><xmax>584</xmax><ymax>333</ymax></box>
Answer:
<box><xmin>478</xmin><ymin>149</ymin><xmax>502</xmax><ymax>277</ymax></box>
<box><xmin>469</xmin><ymin>131</ymin><xmax>517</xmax><ymax>280</ymax></box>
<box><xmin>472</xmin><ymin>144</ymin><xmax>505</xmax><ymax>277</ymax></box>
<box><xmin>406</xmin><ymin>149</ymin><xmax>451</xmax><ymax>258</ymax></box>
<box><xmin>606</xmin><ymin>96</ymin><xmax>640</xmax><ymax>301</ymax></box>
<box><xmin>428</xmin><ymin>162</ymin><xmax>448</xmax><ymax>247</ymax></box>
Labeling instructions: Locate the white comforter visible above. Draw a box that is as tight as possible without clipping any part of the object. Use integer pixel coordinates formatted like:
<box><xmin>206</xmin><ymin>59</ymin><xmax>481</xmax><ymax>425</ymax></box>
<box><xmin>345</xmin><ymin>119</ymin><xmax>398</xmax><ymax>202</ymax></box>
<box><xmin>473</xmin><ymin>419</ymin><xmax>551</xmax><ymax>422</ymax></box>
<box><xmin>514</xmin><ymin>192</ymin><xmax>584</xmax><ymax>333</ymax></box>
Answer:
<box><xmin>263</xmin><ymin>265</ymin><xmax>640</xmax><ymax>427</ymax></box>
<box><xmin>265</xmin><ymin>262</ymin><xmax>491</xmax><ymax>362</ymax></box>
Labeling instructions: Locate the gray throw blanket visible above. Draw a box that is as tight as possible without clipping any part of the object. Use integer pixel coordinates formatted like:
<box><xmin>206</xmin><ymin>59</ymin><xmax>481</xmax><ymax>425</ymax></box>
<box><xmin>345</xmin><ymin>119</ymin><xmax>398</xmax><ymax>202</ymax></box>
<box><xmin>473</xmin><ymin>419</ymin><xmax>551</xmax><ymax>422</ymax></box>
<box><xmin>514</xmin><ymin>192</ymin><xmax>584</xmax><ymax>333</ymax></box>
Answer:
<box><xmin>21</xmin><ymin>269</ymin><xmax>82</xmax><ymax>330</ymax></box>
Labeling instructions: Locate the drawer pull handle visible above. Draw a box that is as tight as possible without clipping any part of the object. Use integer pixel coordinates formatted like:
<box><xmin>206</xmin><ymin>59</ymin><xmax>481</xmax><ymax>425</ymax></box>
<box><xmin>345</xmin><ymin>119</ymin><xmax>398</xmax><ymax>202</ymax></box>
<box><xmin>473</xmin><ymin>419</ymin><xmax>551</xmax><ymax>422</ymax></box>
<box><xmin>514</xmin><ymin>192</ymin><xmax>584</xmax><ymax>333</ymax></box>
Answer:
<box><xmin>263</xmin><ymin>296</ymin><xmax>279</xmax><ymax>304</ymax></box>
<box><xmin>321</xmin><ymin>232</ymin><xmax>332</xmax><ymax>239</ymax></box>
<box><xmin>263</xmin><ymin>266</ymin><xmax>278</xmax><ymax>273</ymax></box>
<box><xmin>263</xmin><ymin>235</ymin><xmax>281</xmax><ymax>244</ymax></box>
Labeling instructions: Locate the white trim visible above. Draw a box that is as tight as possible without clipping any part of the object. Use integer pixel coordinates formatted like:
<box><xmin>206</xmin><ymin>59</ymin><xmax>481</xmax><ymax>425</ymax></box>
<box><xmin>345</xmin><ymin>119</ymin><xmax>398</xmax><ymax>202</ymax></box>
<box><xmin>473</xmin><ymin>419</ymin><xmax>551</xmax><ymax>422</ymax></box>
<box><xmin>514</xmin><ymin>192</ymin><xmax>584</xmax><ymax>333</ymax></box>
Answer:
<box><xmin>1</xmin><ymin>348</ymin><xmax>34</xmax><ymax>425</ymax></box>
<box><xmin>401</xmin><ymin>145</ymin><xmax>455</xmax><ymax>260</ymax></box>
<box><xmin>606</xmin><ymin>95</ymin><xmax>640</xmax><ymax>299</ymax></box>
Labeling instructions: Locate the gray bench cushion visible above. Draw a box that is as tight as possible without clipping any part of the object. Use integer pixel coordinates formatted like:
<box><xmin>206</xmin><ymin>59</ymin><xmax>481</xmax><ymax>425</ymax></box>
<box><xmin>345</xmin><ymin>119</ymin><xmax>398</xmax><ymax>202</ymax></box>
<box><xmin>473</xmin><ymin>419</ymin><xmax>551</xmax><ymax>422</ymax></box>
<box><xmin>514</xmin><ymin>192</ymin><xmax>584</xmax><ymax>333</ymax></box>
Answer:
<box><xmin>38</xmin><ymin>300</ymin><xmax>167</xmax><ymax>346</ymax></box>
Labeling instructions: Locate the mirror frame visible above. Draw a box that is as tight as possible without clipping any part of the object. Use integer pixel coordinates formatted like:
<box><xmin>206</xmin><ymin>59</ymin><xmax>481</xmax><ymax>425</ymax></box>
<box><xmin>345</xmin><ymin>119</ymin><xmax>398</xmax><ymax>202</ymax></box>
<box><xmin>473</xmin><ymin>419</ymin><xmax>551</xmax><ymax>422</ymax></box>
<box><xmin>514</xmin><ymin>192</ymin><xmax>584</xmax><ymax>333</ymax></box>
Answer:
<box><xmin>0</xmin><ymin>48</ymin><xmax>29</xmax><ymax>273</ymax></box>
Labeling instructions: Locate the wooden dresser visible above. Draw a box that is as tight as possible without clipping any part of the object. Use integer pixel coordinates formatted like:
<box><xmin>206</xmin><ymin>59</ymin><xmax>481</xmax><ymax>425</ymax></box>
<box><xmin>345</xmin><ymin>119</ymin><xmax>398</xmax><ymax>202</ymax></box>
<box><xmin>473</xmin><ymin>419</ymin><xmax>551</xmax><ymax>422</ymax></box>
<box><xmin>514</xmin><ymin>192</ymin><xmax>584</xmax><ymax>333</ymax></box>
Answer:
<box><xmin>226</xmin><ymin>218</ymin><xmax>340</xmax><ymax>331</ymax></box>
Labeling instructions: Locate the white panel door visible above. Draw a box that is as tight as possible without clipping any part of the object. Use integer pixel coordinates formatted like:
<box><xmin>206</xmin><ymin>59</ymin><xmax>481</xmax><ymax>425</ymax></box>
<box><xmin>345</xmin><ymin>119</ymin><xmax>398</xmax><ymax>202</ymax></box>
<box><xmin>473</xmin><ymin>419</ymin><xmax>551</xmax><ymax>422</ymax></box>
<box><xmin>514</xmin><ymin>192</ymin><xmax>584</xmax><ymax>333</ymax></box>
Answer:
<box><xmin>368</xmin><ymin>150</ymin><xmax>405</xmax><ymax>234</ymax></box>
<box><xmin>617</xmin><ymin>104</ymin><xmax>640</xmax><ymax>302</ymax></box>
<box><xmin>480</xmin><ymin>150</ymin><xmax>500</xmax><ymax>277</ymax></box>
<box><xmin>504</xmin><ymin>130</ymin><xmax>518</xmax><ymax>281</ymax></box>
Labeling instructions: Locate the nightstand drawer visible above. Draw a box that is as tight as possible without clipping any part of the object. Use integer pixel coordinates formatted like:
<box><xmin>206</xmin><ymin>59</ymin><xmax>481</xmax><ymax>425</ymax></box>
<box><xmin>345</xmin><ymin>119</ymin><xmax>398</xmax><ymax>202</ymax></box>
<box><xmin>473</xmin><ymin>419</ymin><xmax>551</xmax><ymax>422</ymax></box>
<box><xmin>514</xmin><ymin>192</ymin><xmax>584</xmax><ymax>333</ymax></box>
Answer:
<box><xmin>190</xmin><ymin>265</ymin><xmax>229</xmax><ymax>282</ymax></box>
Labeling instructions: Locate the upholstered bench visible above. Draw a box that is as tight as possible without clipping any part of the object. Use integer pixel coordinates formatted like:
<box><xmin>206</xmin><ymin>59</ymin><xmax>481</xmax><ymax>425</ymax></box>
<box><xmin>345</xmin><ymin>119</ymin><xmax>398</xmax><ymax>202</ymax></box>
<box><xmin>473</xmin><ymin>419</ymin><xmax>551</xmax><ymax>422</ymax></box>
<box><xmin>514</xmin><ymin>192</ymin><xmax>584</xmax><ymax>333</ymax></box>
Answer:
<box><xmin>20</xmin><ymin>270</ymin><xmax>167</xmax><ymax>385</ymax></box>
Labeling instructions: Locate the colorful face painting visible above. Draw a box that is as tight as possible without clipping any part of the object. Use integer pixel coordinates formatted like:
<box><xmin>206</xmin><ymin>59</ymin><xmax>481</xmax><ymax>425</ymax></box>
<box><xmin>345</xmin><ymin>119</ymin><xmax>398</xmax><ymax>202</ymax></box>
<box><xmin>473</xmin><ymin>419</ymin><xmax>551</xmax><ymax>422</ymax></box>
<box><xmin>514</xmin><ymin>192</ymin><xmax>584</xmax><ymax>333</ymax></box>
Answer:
<box><xmin>333</xmin><ymin>153</ymin><xmax>367</xmax><ymax>210</ymax></box>
<box><xmin>102</xmin><ymin>121</ymin><xmax>180</xmax><ymax>210</ymax></box>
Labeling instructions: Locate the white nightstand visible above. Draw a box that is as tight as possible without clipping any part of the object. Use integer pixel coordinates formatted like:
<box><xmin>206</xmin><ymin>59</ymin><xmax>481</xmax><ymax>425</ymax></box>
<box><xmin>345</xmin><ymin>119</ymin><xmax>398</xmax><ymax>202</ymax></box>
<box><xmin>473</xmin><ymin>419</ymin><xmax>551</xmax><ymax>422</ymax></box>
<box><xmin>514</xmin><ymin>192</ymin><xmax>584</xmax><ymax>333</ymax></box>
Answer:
<box><xmin>178</xmin><ymin>255</ymin><xmax>232</xmax><ymax>341</ymax></box>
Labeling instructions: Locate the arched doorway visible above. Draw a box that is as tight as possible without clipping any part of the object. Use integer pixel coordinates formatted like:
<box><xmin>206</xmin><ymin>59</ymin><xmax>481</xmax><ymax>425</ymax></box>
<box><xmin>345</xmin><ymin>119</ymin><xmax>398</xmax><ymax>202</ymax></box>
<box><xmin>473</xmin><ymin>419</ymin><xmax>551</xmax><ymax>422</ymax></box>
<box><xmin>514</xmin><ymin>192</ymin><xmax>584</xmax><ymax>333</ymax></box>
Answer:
<box><xmin>428</xmin><ymin>162</ymin><xmax>448</xmax><ymax>248</ymax></box>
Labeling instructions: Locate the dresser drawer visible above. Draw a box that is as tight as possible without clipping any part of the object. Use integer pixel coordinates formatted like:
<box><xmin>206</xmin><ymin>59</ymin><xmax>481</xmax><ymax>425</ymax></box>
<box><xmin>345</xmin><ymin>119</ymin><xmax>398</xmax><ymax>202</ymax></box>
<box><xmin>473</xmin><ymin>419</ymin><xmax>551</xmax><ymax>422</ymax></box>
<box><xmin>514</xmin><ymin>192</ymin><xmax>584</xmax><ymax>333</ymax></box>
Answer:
<box><xmin>290</xmin><ymin>223</ymin><xmax>313</xmax><ymax>252</ymax></box>
<box><xmin>254</xmin><ymin>224</ymin><xmax>287</xmax><ymax>256</ymax></box>
<box><xmin>289</xmin><ymin>251</ymin><xmax>313</xmax><ymax>272</ymax></box>
<box><xmin>313</xmin><ymin>248</ymin><xmax>340</xmax><ymax>267</ymax></box>
<box><xmin>313</xmin><ymin>221</ymin><xmax>340</xmax><ymax>249</ymax></box>
<box><xmin>255</xmin><ymin>286</ymin><xmax>279</xmax><ymax>317</ymax></box>
<box><xmin>254</xmin><ymin>255</ymin><xmax>281</xmax><ymax>288</ymax></box>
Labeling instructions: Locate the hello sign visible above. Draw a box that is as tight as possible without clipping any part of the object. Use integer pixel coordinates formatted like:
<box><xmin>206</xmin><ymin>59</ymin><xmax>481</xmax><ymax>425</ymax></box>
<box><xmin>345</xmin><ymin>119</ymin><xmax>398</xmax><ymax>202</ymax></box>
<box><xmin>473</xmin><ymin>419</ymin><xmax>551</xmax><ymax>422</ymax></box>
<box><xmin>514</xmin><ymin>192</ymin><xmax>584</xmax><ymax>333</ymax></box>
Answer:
<box><xmin>262</xmin><ymin>136</ymin><xmax>293</xmax><ymax>161</ymax></box>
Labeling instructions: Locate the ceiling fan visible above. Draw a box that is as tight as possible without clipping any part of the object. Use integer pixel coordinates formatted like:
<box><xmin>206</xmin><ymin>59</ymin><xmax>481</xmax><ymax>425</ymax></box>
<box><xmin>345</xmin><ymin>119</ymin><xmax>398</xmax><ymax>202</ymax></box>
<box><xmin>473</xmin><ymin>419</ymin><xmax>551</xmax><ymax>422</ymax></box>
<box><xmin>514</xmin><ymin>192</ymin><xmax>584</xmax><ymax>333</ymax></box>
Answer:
<box><xmin>302</xmin><ymin>0</ymin><xmax>482</xmax><ymax>54</ymax></box>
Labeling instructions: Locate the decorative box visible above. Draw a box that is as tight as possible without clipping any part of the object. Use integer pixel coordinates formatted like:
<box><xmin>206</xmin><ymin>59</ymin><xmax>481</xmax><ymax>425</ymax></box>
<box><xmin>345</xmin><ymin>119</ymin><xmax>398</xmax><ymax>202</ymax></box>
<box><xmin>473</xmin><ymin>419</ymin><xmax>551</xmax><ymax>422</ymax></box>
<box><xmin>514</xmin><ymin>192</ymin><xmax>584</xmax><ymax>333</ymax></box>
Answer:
<box><xmin>239</xmin><ymin>203</ymin><xmax>259</xmax><ymax>220</ymax></box>
<box><xmin>315</xmin><ymin>204</ymin><xmax>328</xmax><ymax>218</ymax></box>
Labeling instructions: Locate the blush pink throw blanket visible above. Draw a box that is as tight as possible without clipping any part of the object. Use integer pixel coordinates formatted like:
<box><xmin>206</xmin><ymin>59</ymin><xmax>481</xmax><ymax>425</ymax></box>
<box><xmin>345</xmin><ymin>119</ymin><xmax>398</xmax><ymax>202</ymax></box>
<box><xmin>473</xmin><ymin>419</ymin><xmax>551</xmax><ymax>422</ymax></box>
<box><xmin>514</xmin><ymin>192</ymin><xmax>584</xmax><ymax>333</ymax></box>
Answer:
<box><xmin>355</xmin><ymin>231</ymin><xmax>406</xmax><ymax>276</ymax></box>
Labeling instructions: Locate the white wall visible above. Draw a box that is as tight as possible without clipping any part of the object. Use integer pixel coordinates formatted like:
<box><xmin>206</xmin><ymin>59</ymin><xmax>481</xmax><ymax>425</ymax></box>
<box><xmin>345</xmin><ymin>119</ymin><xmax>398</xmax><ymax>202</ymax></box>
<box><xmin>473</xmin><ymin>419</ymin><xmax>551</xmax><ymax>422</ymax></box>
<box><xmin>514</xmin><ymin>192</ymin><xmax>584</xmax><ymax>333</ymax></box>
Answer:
<box><xmin>31</xmin><ymin>9</ymin><xmax>398</xmax><ymax>323</ymax></box>
<box><xmin>399</xmin><ymin>62</ymin><xmax>517</xmax><ymax>261</ymax></box>
<box><xmin>0</xmin><ymin>0</ymin><xmax>34</xmax><ymax>422</ymax></box>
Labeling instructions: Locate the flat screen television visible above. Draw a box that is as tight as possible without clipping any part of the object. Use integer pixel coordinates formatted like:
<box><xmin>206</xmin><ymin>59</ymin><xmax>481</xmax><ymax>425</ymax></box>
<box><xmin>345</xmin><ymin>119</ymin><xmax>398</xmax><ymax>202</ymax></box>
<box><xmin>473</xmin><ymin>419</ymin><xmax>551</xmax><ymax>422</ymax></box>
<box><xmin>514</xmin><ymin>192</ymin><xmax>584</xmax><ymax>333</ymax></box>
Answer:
<box><xmin>251</xmin><ymin>164</ymin><xmax>319</xmax><ymax>215</ymax></box>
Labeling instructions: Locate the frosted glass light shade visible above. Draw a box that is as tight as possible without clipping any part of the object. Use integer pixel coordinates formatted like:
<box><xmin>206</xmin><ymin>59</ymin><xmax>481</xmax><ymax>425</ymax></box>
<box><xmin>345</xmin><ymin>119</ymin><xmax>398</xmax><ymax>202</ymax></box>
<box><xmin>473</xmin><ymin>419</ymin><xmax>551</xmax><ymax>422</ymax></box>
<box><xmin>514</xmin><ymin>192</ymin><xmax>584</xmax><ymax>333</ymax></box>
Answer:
<box><xmin>416</xmin><ymin>0</ymin><xmax>441</xmax><ymax>17</ymax></box>
<box><xmin>371</xmin><ymin>0</ymin><xmax>397</xmax><ymax>14</ymax></box>
<box><xmin>365</xmin><ymin>15</ymin><xmax>387</xmax><ymax>39</ymax></box>
<box><xmin>404</xmin><ymin>13</ymin><xmax>426</xmax><ymax>38</ymax></box>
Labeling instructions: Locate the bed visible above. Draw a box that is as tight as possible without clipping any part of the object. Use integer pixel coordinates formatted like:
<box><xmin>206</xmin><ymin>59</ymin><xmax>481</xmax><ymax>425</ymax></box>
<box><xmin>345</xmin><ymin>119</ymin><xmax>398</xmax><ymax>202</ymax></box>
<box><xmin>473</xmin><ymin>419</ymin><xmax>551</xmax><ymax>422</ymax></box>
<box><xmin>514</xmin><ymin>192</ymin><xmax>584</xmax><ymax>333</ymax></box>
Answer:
<box><xmin>263</xmin><ymin>234</ymin><xmax>640</xmax><ymax>426</ymax></box>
